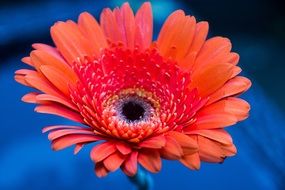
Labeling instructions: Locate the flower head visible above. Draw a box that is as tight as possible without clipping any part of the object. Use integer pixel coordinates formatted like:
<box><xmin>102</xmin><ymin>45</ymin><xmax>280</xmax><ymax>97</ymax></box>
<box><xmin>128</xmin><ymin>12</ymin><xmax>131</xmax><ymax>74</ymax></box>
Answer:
<box><xmin>15</xmin><ymin>2</ymin><xmax>251</xmax><ymax>177</ymax></box>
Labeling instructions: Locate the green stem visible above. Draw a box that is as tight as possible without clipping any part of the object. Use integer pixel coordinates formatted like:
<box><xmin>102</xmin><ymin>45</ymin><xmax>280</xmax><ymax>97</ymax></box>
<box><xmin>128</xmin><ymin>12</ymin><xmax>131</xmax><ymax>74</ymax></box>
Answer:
<box><xmin>127</xmin><ymin>168</ymin><xmax>153</xmax><ymax>190</ymax></box>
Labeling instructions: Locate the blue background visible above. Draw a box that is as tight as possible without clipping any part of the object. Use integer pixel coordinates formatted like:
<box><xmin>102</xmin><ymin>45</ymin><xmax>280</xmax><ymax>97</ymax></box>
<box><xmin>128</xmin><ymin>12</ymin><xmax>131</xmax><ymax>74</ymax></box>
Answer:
<box><xmin>1</xmin><ymin>0</ymin><xmax>285</xmax><ymax>189</ymax></box>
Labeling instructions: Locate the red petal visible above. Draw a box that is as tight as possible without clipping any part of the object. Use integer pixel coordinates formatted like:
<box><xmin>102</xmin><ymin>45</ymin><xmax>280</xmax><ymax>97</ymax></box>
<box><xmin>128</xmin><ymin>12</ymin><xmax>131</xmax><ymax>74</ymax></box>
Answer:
<box><xmin>139</xmin><ymin>135</ymin><xmax>166</xmax><ymax>149</ymax></box>
<box><xmin>138</xmin><ymin>149</ymin><xmax>161</xmax><ymax>173</ymax></box>
<box><xmin>135</xmin><ymin>2</ymin><xmax>153</xmax><ymax>49</ymax></box>
<box><xmin>121</xmin><ymin>151</ymin><xmax>138</xmax><ymax>176</ymax></box>
<box><xmin>35</xmin><ymin>104</ymin><xmax>83</xmax><ymax>123</ymax></box>
<box><xmin>51</xmin><ymin>134</ymin><xmax>100</xmax><ymax>151</ymax></box>
<box><xmin>100</xmin><ymin>8</ymin><xmax>122</xmax><ymax>43</ymax></box>
<box><xmin>94</xmin><ymin>162</ymin><xmax>109</xmax><ymax>178</ymax></box>
<box><xmin>90</xmin><ymin>142</ymin><xmax>117</xmax><ymax>162</ymax></box>
<box><xmin>116</xmin><ymin>142</ymin><xmax>132</xmax><ymax>155</ymax></box>
<box><xmin>21</xmin><ymin>92</ymin><xmax>39</xmax><ymax>103</ymax></box>
<box><xmin>74</xmin><ymin>143</ymin><xmax>84</xmax><ymax>154</ymax></box>
<box><xmin>115</xmin><ymin>3</ymin><xmax>136</xmax><ymax>49</ymax></box>
<box><xmin>48</xmin><ymin>128</ymin><xmax>95</xmax><ymax>141</ymax></box>
<box><xmin>103</xmin><ymin>152</ymin><xmax>126</xmax><ymax>172</ymax></box>
<box><xmin>42</xmin><ymin>125</ymin><xmax>86</xmax><ymax>133</ymax></box>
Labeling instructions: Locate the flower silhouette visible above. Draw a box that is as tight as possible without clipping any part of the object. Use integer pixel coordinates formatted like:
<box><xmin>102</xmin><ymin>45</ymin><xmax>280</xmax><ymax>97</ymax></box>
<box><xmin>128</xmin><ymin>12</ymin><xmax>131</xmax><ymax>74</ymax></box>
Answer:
<box><xmin>15</xmin><ymin>2</ymin><xmax>251</xmax><ymax>177</ymax></box>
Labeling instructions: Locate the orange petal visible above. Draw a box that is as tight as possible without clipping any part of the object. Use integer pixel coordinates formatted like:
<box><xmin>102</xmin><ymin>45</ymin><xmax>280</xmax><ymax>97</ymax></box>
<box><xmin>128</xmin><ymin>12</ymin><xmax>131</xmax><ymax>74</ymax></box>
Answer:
<box><xmin>24</xmin><ymin>72</ymin><xmax>64</xmax><ymax>98</ymax></box>
<box><xmin>193</xmin><ymin>37</ymin><xmax>232</xmax><ymax>71</ymax></box>
<box><xmin>21</xmin><ymin>92</ymin><xmax>39</xmax><ymax>103</ymax></box>
<box><xmin>36</xmin><ymin>94</ymin><xmax>77</xmax><ymax>111</ymax></box>
<box><xmin>221</xmin><ymin>143</ymin><xmax>237</xmax><ymax>156</ymax></box>
<box><xmin>180</xmin><ymin>21</ymin><xmax>209</xmax><ymax>71</ymax></box>
<box><xmin>190</xmin><ymin>97</ymin><xmax>249</xmax><ymax>130</ymax></box>
<box><xmin>188</xmin><ymin>21</ymin><xmax>209</xmax><ymax>56</ymax></box>
<box><xmin>231</xmin><ymin>66</ymin><xmax>242</xmax><ymax>78</ymax></box>
<box><xmin>40</xmin><ymin>65</ymin><xmax>72</xmax><ymax>95</ymax></box>
<box><xmin>42</xmin><ymin>125</ymin><xmax>85</xmax><ymax>133</ymax></box>
<box><xmin>47</xmin><ymin>128</ymin><xmax>94</xmax><ymax>141</ymax></box>
<box><xmin>207</xmin><ymin>76</ymin><xmax>252</xmax><ymax>105</ymax></box>
<box><xmin>103</xmin><ymin>152</ymin><xmax>126</xmax><ymax>172</ymax></box>
<box><xmin>138</xmin><ymin>149</ymin><xmax>161</xmax><ymax>173</ymax></box>
<box><xmin>187</xmin><ymin>129</ymin><xmax>233</xmax><ymax>145</ymax></box>
<box><xmin>51</xmin><ymin>134</ymin><xmax>100</xmax><ymax>151</ymax></box>
<box><xmin>192</xmin><ymin>114</ymin><xmax>237</xmax><ymax>130</ymax></box>
<box><xmin>95</xmin><ymin>162</ymin><xmax>109</xmax><ymax>178</ymax></box>
<box><xmin>90</xmin><ymin>142</ymin><xmax>116</xmax><ymax>162</ymax></box>
<box><xmin>160</xmin><ymin>135</ymin><xmax>183</xmax><ymax>160</ymax></box>
<box><xmin>15</xmin><ymin>69</ymin><xmax>37</xmax><ymax>75</ymax></box>
<box><xmin>157</xmin><ymin>10</ymin><xmax>185</xmax><ymax>54</ymax></box>
<box><xmin>157</xmin><ymin>10</ymin><xmax>196</xmax><ymax>61</ymax></box>
<box><xmin>50</xmin><ymin>21</ymin><xmax>93</xmax><ymax>64</ymax></box>
<box><xmin>21</xmin><ymin>56</ymin><xmax>33</xmax><ymax>67</ymax></box>
<box><xmin>78</xmin><ymin>12</ymin><xmax>107</xmax><ymax>56</ymax></box>
<box><xmin>139</xmin><ymin>135</ymin><xmax>166</xmax><ymax>149</ymax></box>
<box><xmin>200</xmin><ymin>97</ymin><xmax>250</xmax><ymax>120</ymax></box>
<box><xmin>14</xmin><ymin>74</ymin><xmax>30</xmax><ymax>86</ymax></box>
<box><xmin>189</xmin><ymin>62</ymin><xmax>235</xmax><ymax>97</ymax></box>
<box><xmin>197</xmin><ymin>136</ymin><xmax>235</xmax><ymax>163</ymax></box>
<box><xmin>180</xmin><ymin>153</ymin><xmax>200</xmax><ymax>170</ymax></box>
<box><xmin>224</xmin><ymin>97</ymin><xmax>250</xmax><ymax>120</ymax></box>
<box><xmin>228</xmin><ymin>52</ymin><xmax>240</xmax><ymax>65</ymax></box>
<box><xmin>32</xmin><ymin>43</ymin><xmax>66</xmax><ymax>62</ymax></box>
<box><xmin>35</xmin><ymin>104</ymin><xmax>83</xmax><ymax>123</ymax></box>
<box><xmin>167</xmin><ymin>131</ymin><xmax>198</xmax><ymax>155</ymax></box>
<box><xmin>114</xmin><ymin>3</ymin><xmax>136</xmax><ymax>49</ymax></box>
<box><xmin>179</xmin><ymin>52</ymin><xmax>197</xmax><ymax>71</ymax></box>
<box><xmin>135</xmin><ymin>2</ymin><xmax>153</xmax><ymax>49</ymax></box>
<box><xmin>15</xmin><ymin>69</ymin><xmax>41</xmax><ymax>87</ymax></box>
<box><xmin>30</xmin><ymin>50</ymin><xmax>77</xmax><ymax>84</ymax></box>
<box><xmin>100</xmin><ymin>8</ymin><xmax>122</xmax><ymax>43</ymax></box>
<box><xmin>121</xmin><ymin>151</ymin><xmax>138</xmax><ymax>176</ymax></box>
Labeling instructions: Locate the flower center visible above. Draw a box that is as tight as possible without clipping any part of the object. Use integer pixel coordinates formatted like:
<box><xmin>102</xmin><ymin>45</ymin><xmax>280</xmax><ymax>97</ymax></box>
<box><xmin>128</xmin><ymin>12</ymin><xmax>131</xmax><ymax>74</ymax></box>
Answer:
<box><xmin>71</xmin><ymin>45</ymin><xmax>197</xmax><ymax>142</ymax></box>
<box><xmin>122</xmin><ymin>101</ymin><xmax>145</xmax><ymax>122</ymax></box>
<box><xmin>114</xmin><ymin>95</ymin><xmax>154</xmax><ymax>124</ymax></box>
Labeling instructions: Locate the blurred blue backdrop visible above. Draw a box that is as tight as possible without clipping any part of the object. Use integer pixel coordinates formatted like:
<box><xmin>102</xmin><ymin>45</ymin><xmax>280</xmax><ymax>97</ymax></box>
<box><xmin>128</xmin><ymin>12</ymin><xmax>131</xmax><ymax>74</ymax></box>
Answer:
<box><xmin>1</xmin><ymin>0</ymin><xmax>285</xmax><ymax>189</ymax></box>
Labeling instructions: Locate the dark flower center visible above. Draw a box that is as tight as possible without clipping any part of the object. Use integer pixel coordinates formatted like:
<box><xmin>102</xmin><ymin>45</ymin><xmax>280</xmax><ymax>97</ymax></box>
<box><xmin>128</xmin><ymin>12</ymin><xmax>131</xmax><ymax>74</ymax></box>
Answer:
<box><xmin>122</xmin><ymin>101</ymin><xmax>145</xmax><ymax>122</ymax></box>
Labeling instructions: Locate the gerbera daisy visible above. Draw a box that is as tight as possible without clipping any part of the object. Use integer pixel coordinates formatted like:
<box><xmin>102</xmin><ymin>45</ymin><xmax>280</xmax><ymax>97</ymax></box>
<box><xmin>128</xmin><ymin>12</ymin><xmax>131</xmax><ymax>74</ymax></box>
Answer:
<box><xmin>15</xmin><ymin>2</ymin><xmax>251</xmax><ymax>177</ymax></box>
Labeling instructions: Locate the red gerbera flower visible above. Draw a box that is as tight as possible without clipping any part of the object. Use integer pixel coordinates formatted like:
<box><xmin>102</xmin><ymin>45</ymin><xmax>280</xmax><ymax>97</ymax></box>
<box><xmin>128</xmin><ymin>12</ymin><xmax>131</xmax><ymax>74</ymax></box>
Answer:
<box><xmin>15</xmin><ymin>2</ymin><xmax>251</xmax><ymax>177</ymax></box>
